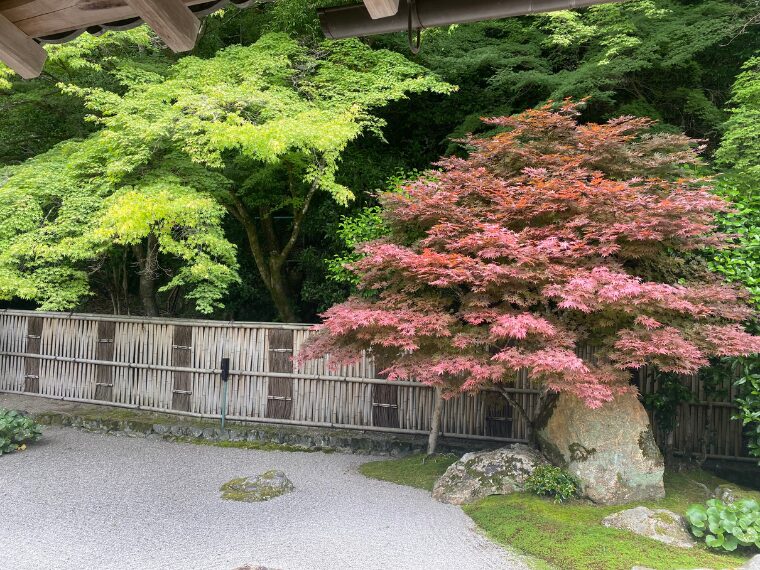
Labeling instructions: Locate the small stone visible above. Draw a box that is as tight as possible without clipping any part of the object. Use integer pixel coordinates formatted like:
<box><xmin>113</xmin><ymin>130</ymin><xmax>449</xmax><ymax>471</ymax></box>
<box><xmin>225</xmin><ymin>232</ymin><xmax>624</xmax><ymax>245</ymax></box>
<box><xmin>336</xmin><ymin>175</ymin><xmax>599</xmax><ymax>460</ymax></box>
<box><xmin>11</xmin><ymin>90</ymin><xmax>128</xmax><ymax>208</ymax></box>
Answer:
<box><xmin>602</xmin><ymin>506</ymin><xmax>696</xmax><ymax>549</ymax></box>
<box><xmin>744</xmin><ymin>554</ymin><xmax>760</xmax><ymax>570</ymax></box>
<box><xmin>712</xmin><ymin>485</ymin><xmax>737</xmax><ymax>504</ymax></box>
<box><xmin>189</xmin><ymin>427</ymin><xmax>204</xmax><ymax>438</ymax></box>
<box><xmin>152</xmin><ymin>424</ymin><xmax>170</xmax><ymax>435</ymax></box>
<box><xmin>432</xmin><ymin>444</ymin><xmax>548</xmax><ymax>505</ymax></box>
<box><xmin>220</xmin><ymin>470</ymin><xmax>294</xmax><ymax>503</ymax></box>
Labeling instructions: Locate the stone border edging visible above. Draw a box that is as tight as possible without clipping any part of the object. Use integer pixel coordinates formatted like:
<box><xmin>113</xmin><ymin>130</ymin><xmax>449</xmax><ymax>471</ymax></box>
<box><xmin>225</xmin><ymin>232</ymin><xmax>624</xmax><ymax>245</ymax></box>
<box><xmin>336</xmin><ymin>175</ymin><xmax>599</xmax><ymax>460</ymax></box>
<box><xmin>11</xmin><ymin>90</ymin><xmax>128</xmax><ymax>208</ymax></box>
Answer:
<box><xmin>31</xmin><ymin>410</ymin><xmax>496</xmax><ymax>456</ymax></box>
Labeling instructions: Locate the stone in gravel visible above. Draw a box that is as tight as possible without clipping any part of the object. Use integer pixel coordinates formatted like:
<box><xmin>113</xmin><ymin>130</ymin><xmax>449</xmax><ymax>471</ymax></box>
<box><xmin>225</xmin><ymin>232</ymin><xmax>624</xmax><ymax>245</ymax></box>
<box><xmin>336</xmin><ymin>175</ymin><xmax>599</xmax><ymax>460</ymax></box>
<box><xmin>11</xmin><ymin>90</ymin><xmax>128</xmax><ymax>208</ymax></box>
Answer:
<box><xmin>432</xmin><ymin>444</ymin><xmax>548</xmax><ymax>505</ymax></box>
<box><xmin>220</xmin><ymin>470</ymin><xmax>294</xmax><ymax>503</ymax></box>
<box><xmin>602</xmin><ymin>506</ymin><xmax>696</xmax><ymax>548</ymax></box>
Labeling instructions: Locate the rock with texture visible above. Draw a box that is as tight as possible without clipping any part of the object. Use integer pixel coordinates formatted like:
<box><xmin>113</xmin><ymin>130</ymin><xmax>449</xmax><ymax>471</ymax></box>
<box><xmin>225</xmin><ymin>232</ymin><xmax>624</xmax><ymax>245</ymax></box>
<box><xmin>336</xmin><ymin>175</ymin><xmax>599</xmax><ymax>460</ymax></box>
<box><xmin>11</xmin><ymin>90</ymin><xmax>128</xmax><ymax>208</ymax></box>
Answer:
<box><xmin>220</xmin><ymin>470</ymin><xmax>294</xmax><ymax>502</ymax></box>
<box><xmin>432</xmin><ymin>444</ymin><xmax>548</xmax><ymax>505</ymax></box>
<box><xmin>535</xmin><ymin>392</ymin><xmax>665</xmax><ymax>505</ymax></box>
<box><xmin>713</xmin><ymin>485</ymin><xmax>737</xmax><ymax>504</ymax></box>
<box><xmin>602</xmin><ymin>506</ymin><xmax>696</xmax><ymax>548</ymax></box>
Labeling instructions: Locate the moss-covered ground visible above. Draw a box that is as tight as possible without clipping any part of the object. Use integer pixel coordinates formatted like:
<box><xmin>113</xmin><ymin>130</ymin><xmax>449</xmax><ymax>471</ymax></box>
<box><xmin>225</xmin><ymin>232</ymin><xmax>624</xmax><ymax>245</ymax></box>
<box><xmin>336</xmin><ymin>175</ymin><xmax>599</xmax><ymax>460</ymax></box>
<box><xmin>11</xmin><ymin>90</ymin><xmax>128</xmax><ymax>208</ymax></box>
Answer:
<box><xmin>359</xmin><ymin>453</ymin><xmax>459</xmax><ymax>490</ymax></box>
<box><xmin>171</xmin><ymin>436</ymin><xmax>333</xmax><ymax>453</ymax></box>
<box><xmin>360</xmin><ymin>454</ymin><xmax>759</xmax><ymax>569</ymax></box>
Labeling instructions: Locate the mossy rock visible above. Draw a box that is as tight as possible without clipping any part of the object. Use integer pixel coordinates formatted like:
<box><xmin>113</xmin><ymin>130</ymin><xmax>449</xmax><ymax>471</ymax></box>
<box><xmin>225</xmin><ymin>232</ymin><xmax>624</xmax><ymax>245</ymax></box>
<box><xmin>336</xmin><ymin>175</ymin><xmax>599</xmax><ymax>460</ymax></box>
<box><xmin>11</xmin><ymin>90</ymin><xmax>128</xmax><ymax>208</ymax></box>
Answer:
<box><xmin>432</xmin><ymin>444</ymin><xmax>548</xmax><ymax>505</ymax></box>
<box><xmin>220</xmin><ymin>470</ymin><xmax>294</xmax><ymax>503</ymax></box>
<box><xmin>601</xmin><ymin>506</ymin><xmax>696</xmax><ymax>549</ymax></box>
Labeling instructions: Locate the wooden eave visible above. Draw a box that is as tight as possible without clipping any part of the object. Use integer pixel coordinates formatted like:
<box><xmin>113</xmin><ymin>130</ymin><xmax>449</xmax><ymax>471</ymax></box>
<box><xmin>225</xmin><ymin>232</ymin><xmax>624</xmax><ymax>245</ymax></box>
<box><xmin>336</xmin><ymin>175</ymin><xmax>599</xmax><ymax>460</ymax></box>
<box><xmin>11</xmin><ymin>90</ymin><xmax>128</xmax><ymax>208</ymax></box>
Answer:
<box><xmin>0</xmin><ymin>0</ymin><xmax>400</xmax><ymax>79</ymax></box>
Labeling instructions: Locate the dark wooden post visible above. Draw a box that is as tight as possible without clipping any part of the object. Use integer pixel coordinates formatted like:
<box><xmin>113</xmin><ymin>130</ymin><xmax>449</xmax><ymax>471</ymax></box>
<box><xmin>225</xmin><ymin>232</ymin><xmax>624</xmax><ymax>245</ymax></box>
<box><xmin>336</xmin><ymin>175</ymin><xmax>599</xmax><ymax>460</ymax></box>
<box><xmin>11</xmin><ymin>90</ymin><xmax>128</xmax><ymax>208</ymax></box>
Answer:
<box><xmin>94</xmin><ymin>320</ymin><xmax>116</xmax><ymax>401</ymax></box>
<box><xmin>484</xmin><ymin>391</ymin><xmax>513</xmax><ymax>438</ymax></box>
<box><xmin>23</xmin><ymin>316</ymin><xmax>43</xmax><ymax>393</ymax></box>
<box><xmin>171</xmin><ymin>325</ymin><xmax>193</xmax><ymax>411</ymax></box>
<box><xmin>372</xmin><ymin>354</ymin><xmax>400</xmax><ymax>428</ymax></box>
<box><xmin>266</xmin><ymin>329</ymin><xmax>294</xmax><ymax>419</ymax></box>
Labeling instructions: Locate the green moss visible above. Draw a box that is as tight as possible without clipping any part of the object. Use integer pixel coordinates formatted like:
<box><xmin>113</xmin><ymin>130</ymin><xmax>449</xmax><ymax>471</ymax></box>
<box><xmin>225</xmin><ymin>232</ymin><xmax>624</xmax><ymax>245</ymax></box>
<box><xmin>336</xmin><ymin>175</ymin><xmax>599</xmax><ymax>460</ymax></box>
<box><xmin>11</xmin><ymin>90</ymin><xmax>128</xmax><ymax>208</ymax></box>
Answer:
<box><xmin>170</xmin><ymin>436</ymin><xmax>333</xmax><ymax>453</ymax></box>
<box><xmin>219</xmin><ymin>471</ymin><xmax>293</xmax><ymax>502</ymax></box>
<box><xmin>359</xmin><ymin>454</ymin><xmax>458</xmax><ymax>490</ymax></box>
<box><xmin>652</xmin><ymin>510</ymin><xmax>678</xmax><ymax>524</ymax></box>
<box><xmin>568</xmin><ymin>443</ymin><xmax>596</xmax><ymax>462</ymax></box>
<box><xmin>463</xmin><ymin>471</ymin><xmax>759</xmax><ymax>570</ymax></box>
<box><xmin>638</xmin><ymin>429</ymin><xmax>665</xmax><ymax>466</ymax></box>
<box><xmin>360</xmin><ymin>454</ymin><xmax>760</xmax><ymax>569</ymax></box>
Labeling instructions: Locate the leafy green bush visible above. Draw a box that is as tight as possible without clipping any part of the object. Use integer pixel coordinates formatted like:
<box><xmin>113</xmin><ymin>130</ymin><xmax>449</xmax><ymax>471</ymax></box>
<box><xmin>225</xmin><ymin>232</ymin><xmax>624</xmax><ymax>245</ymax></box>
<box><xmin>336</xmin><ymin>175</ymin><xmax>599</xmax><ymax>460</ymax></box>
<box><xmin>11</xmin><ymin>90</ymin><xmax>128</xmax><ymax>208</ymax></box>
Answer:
<box><xmin>0</xmin><ymin>409</ymin><xmax>42</xmax><ymax>455</ymax></box>
<box><xmin>525</xmin><ymin>465</ymin><xmax>579</xmax><ymax>503</ymax></box>
<box><xmin>686</xmin><ymin>498</ymin><xmax>760</xmax><ymax>551</ymax></box>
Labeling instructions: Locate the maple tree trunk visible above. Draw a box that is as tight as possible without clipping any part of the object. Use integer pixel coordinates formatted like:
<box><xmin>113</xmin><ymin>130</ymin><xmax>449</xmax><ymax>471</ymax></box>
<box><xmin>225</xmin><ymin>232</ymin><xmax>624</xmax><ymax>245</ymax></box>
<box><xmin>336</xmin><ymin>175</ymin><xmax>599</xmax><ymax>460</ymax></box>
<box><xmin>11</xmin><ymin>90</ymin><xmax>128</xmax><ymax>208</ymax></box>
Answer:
<box><xmin>227</xmin><ymin>183</ymin><xmax>318</xmax><ymax>324</ymax></box>
<box><xmin>132</xmin><ymin>236</ymin><xmax>159</xmax><ymax>317</ymax></box>
<box><xmin>267</xmin><ymin>258</ymin><xmax>299</xmax><ymax>323</ymax></box>
<box><xmin>427</xmin><ymin>388</ymin><xmax>444</xmax><ymax>455</ymax></box>
<box><xmin>230</xmin><ymin>207</ymin><xmax>299</xmax><ymax>323</ymax></box>
<box><xmin>497</xmin><ymin>385</ymin><xmax>537</xmax><ymax>445</ymax></box>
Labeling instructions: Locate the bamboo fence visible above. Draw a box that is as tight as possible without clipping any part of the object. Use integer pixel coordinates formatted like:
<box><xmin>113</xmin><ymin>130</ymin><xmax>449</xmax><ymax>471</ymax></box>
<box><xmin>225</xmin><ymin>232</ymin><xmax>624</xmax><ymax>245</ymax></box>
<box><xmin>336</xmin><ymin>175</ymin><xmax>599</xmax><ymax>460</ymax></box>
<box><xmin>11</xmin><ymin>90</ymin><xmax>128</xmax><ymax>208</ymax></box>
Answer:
<box><xmin>0</xmin><ymin>309</ymin><xmax>753</xmax><ymax>459</ymax></box>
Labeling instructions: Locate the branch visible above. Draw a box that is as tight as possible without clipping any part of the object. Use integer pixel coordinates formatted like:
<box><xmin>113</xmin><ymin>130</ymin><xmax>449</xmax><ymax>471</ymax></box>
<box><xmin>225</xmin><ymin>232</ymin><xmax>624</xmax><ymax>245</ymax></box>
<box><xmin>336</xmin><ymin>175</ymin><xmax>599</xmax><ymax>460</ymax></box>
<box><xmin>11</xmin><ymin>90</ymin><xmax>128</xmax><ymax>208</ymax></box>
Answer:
<box><xmin>494</xmin><ymin>384</ymin><xmax>533</xmax><ymax>441</ymax></box>
<box><xmin>226</xmin><ymin>191</ymin><xmax>272</xmax><ymax>287</ymax></box>
<box><xmin>278</xmin><ymin>179</ymin><xmax>319</xmax><ymax>265</ymax></box>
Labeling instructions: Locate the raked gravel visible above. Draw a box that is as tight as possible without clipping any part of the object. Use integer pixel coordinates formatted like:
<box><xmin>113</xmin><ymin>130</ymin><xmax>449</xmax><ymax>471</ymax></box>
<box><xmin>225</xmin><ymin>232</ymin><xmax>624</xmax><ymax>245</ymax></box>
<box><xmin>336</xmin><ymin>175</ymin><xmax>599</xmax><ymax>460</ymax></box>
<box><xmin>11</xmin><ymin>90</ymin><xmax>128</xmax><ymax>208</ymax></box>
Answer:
<box><xmin>0</xmin><ymin>427</ymin><xmax>528</xmax><ymax>570</ymax></box>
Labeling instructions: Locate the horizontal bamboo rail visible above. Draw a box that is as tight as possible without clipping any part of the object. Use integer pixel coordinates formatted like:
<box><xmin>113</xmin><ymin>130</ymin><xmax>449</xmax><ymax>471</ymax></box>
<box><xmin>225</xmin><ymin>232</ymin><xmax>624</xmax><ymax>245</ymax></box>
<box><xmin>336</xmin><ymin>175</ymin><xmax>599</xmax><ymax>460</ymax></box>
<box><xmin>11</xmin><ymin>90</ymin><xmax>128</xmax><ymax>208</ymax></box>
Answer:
<box><xmin>0</xmin><ymin>309</ymin><xmax>753</xmax><ymax>460</ymax></box>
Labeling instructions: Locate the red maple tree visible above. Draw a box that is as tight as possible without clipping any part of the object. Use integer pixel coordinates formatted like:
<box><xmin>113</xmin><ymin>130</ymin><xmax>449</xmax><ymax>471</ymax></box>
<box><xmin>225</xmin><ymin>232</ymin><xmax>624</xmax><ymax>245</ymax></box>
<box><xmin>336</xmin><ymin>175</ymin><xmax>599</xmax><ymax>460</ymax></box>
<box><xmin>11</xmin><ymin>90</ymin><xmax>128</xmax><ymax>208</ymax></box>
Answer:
<box><xmin>299</xmin><ymin>103</ymin><xmax>760</xmax><ymax>410</ymax></box>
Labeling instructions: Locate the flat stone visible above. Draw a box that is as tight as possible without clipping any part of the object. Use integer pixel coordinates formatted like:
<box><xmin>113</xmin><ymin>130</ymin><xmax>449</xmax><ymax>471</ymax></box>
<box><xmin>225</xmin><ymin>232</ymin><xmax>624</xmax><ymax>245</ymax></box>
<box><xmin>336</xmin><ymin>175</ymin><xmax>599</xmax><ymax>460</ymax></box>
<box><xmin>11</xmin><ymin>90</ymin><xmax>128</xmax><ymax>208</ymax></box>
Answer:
<box><xmin>744</xmin><ymin>554</ymin><xmax>760</xmax><ymax>570</ymax></box>
<box><xmin>602</xmin><ymin>506</ymin><xmax>696</xmax><ymax>548</ymax></box>
<box><xmin>220</xmin><ymin>470</ymin><xmax>294</xmax><ymax>503</ymax></box>
<box><xmin>432</xmin><ymin>444</ymin><xmax>548</xmax><ymax>505</ymax></box>
<box><xmin>536</xmin><ymin>392</ymin><xmax>665</xmax><ymax>505</ymax></box>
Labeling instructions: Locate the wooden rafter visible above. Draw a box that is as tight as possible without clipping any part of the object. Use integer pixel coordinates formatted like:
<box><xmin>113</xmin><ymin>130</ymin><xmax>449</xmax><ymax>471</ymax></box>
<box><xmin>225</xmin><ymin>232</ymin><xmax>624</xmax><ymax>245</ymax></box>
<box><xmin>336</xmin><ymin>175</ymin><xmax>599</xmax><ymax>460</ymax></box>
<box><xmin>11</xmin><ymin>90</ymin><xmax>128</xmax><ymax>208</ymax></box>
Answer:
<box><xmin>0</xmin><ymin>11</ymin><xmax>46</xmax><ymax>79</ymax></box>
<box><xmin>362</xmin><ymin>0</ymin><xmax>400</xmax><ymax>19</ymax></box>
<box><xmin>124</xmin><ymin>0</ymin><xmax>200</xmax><ymax>53</ymax></box>
<box><xmin>0</xmin><ymin>0</ymin><xmax>215</xmax><ymax>41</ymax></box>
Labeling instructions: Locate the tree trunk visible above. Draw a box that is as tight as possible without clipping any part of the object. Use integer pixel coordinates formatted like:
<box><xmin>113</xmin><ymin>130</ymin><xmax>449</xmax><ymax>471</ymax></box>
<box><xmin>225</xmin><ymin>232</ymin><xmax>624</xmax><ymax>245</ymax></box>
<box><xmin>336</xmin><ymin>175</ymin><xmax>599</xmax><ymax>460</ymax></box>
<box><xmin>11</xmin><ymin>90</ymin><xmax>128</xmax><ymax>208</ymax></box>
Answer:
<box><xmin>497</xmin><ymin>385</ymin><xmax>536</xmax><ymax>445</ymax></box>
<box><xmin>226</xmin><ymin>183</ymin><xmax>318</xmax><ymax>324</ymax></box>
<box><xmin>427</xmin><ymin>388</ymin><xmax>444</xmax><ymax>455</ymax></box>
<box><xmin>132</xmin><ymin>235</ymin><xmax>160</xmax><ymax>317</ymax></box>
<box><xmin>267</xmin><ymin>260</ymin><xmax>299</xmax><ymax>323</ymax></box>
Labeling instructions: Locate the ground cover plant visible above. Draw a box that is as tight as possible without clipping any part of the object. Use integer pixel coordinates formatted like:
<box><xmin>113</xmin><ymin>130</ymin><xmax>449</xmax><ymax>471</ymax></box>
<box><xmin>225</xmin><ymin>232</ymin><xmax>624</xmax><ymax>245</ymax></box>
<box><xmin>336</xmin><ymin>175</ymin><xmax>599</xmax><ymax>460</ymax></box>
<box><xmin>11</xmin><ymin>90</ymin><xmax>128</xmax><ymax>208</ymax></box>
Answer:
<box><xmin>361</xmin><ymin>454</ymin><xmax>760</xmax><ymax>569</ymax></box>
<box><xmin>686</xmin><ymin>497</ymin><xmax>760</xmax><ymax>552</ymax></box>
<box><xmin>524</xmin><ymin>465</ymin><xmax>579</xmax><ymax>503</ymax></box>
<box><xmin>0</xmin><ymin>409</ymin><xmax>42</xmax><ymax>455</ymax></box>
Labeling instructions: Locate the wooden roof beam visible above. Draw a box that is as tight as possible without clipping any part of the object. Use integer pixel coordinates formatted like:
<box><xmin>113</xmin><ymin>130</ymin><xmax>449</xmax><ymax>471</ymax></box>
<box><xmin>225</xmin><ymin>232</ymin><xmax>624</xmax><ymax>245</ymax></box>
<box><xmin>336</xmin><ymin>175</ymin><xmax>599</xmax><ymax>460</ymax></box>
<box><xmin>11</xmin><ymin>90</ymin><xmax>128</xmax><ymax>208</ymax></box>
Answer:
<box><xmin>0</xmin><ymin>12</ymin><xmax>46</xmax><ymax>79</ymax></box>
<box><xmin>124</xmin><ymin>0</ymin><xmax>201</xmax><ymax>53</ymax></box>
<box><xmin>363</xmin><ymin>0</ymin><xmax>400</xmax><ymax>19</ymax></box>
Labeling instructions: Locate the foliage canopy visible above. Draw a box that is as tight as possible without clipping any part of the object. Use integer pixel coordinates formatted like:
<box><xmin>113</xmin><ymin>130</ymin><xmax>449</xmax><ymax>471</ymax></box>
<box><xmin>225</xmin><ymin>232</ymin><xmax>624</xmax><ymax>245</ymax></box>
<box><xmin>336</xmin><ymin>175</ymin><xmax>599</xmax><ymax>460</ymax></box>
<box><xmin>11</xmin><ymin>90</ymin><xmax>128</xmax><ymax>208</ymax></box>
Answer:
<box><xmin>300</xmin><ymin>103</ymin><xmax>760</xmax><ymax>406</ymax></box>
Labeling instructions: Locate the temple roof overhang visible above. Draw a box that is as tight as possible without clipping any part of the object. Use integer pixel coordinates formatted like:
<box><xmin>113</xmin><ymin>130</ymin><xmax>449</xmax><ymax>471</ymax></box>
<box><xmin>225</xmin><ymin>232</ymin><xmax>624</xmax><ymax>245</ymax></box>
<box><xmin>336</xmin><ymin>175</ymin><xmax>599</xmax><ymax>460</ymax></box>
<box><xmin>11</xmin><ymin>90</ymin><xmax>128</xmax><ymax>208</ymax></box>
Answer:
<box><xmin>0</xmin><ymin>0</ymin><xmax>621</xmax><ymax>80</ymax></box>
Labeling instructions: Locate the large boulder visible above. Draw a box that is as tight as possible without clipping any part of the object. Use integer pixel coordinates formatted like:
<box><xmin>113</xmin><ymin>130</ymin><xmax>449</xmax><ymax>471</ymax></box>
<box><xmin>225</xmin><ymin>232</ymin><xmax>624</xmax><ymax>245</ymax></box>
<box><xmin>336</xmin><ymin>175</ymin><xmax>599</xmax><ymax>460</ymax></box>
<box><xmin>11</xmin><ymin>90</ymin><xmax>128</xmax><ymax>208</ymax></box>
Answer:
<box><xmin>602</xmin><ymin>507</ymin><xmax>696</xmax><ymax>548</ymax></box>
<box><xmin>535</xmin><ymin>392</ymin><xmax>665</xmax><ymax>505</ymax></box>
<box><xmin>432</xmin><ymin>444</ymin><xmax>548</xmax><ymax>505</ymax></box>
